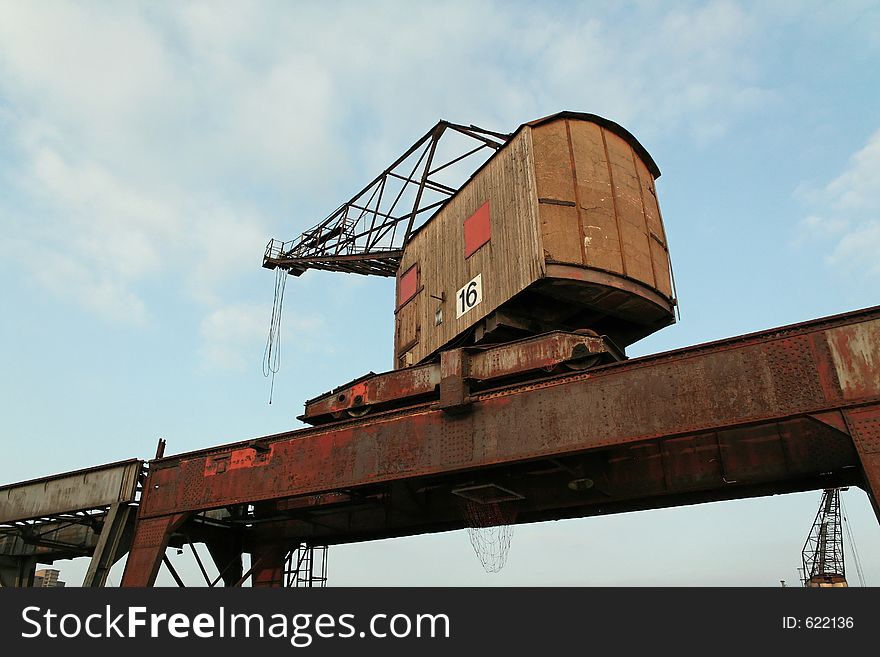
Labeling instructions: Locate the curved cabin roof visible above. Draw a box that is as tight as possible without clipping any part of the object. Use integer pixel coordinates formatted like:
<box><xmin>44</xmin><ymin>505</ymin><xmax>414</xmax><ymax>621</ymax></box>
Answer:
<box><xmin>522</xmin><ymin>111</ymin><xmax>660</xmax><ymax>178</ymax></box>
<box><xmin>406</xmin><ymin>111</ymin><xmax>660</xmax><ymax>244</ymax></box>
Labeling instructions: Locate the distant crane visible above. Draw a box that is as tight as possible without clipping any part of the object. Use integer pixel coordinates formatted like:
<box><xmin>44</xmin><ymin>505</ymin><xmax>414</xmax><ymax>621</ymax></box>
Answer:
<box><xmin>800</xmin><ymin>487</ymin><xmax>866</xmax><ymax>587</ymax></box>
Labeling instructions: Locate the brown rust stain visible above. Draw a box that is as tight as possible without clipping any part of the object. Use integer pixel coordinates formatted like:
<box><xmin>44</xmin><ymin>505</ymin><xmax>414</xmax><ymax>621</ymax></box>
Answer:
<box><xmin>826</xmin><ymin>320</ymin><xmax>880</xmax><ymax>398</ymax></box>
<box><xmin>204</xmin><ymin>446</ymin><xmax>274</xmax><ymax>477</ymax></box>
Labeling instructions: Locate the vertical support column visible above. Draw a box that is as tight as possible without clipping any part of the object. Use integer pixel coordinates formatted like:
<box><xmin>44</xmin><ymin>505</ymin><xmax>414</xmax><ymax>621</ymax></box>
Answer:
<box><xmin>206</xmin><ymin>536</ymin><xmax>244</xmax><ymax>587</ymax></box>
<box><xmin>120</xmin><ymin>514</ymin><xmax>185</xmax><ymax>587</ymax></box>
<box><xmin>439</xmin><ymin>348</ymin><xmax>470</xmax><ymax>412</ymax></box>
<box><xmin>83</xmin><ymin>502</ymin><xmax>133</xmax><ymax>587</ymax></box>
<box><xmin>844</xmin><ymin>405</ymin><xmax>880</xmax><ymax>523</ymax></box>
<box><xmin>251</xmin><ymin>542</ymin><xmax>286</xmax><ymax>588</ymax></box>
<box><xmin>0</xmin><ymin>556</ymin><xmax>35</xmax><ymax>587</ymax></box>
<box><xmin>20</xmin><ymin>557</ymin><xmax>36</xmax><ymax>587</ymax></box>
<box><xmin>0</xmin><ymin>557</ymin><xmax>18</xmax><ymax>587</ymax></box>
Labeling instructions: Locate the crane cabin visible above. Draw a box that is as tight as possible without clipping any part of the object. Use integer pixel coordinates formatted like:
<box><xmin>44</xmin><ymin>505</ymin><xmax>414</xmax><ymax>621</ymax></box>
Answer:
<box><xmin>265</xmin><ymin>111</ymin><xmax>676</xmax><ymax>378</ymax></box>
<box><xmin>393</xmin><ymin>112</ymin><xmax>675</xmax><ymax>369</ymax></box>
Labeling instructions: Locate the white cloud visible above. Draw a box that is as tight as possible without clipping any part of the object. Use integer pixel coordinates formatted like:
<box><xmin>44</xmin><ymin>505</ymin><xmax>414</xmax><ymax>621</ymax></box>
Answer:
<box><xmin>186</xmin><ymin>207</ymin><xmax>269</xmax><ymax>304</ymax></box>
<box><xmin>830</xmin><ymin>222</ymin><xmax>880</xmax><ymax>275</ymax></box>
<box><xmin>4</xmin><ymin>132</ymin><xmax>268</xmax><ymax>322</ymax></box>
<box><xmin>501</xmin><ymin>0</ymin><xmax>773</xmax><ymax>143</ymax></box>
<box><xmin>33</xmin><ymin>253</ymin><xmax>149</xmax><ymax>325</ymax></box>
<box><xmin>0</xmin><ymin>0</ymin><xmax>772</xmax><ymax>332</ymax></box>
<box><xmin>199</xmin><ymin>303</ymin><xmax>269</xmax><ymax>371</ymax></box>
<box><xmin>199</xmin><ymin>302</ymin><xmax>324</xmax><ymax>372</ymax></box>
<box><xmin>825</xmin><ymin>131</ymin><xmax>880</xmax><ymax>212</ymax></box>
<box><xmin>796</xmin><ymin>129</ymin><xmax>880</xmax><ymax>275</ymax></box>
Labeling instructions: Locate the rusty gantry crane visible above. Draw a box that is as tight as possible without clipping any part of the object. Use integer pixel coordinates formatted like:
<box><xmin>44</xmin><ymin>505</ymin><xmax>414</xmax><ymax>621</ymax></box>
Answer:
<box><xmin>113</xmin><ymin>112</ymin><xmax>880</xmax><ymax>587</ymax></box>
<box><xmin>4</xmin><ymin>112</ymin><xmax>877</xmax><ymax>587</ymax></box>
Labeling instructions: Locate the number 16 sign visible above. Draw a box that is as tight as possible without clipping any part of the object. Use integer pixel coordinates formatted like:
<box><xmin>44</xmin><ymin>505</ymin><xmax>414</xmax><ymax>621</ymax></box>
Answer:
<box><xmin>456</xmin><ymin>273</ymin><xmax>483</xmax><ymax>319</ymax></box>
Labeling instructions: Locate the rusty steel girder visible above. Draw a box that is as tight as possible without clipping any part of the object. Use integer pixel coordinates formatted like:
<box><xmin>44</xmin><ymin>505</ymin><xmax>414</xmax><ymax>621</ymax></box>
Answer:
<box><xmin>300</xmin><ymin>331</ymin><xmax>619</xmax><ymax>423</ymax></box>
<box><xmin>0</xmin><ymin>460</ymin><xmax>144</xmax><ymax>587</ymax></box>
<box><xmin>0</xmin><ymin>459</ymin><xmax>142</xmax><ymax>524</ymax></box>
<box><xmin>121</xmin><ymin>306</ymin><xmax>880</xmax><ymax>587</ymax></box>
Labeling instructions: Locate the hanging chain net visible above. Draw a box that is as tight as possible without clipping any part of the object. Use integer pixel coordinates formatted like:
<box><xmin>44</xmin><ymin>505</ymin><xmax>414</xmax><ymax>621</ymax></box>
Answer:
<box><xmin>459</xmin><ymin>499</ymin><xmax>517</xmax><ymax>573</ymax></box>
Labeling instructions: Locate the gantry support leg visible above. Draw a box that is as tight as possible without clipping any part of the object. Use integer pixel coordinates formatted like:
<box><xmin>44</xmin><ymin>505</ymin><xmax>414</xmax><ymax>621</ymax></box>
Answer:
<box><xmin>0</xmin><ymin>557</ymin><xmax>18</xmax><ymax>587</ymax></box>
<box><xmin>845</xmin><ymin>405</ymin><xmax>880</xmax><ymax>523</ymax></box>
<box><xmin>206</xmin><ymin>537</ymin><xmax>244</xmax><ymax>587</ymax></box>
<box><xmin>120</xmin><ymin>513</ymin><xmax>188</xmax><ymax>587</ymax></box>
<box><xmin>250</xmin><ymin>542</ymin><xmax>286</xmax><ymax>588</ymax></box>
<box><xmin>83</xmin><ymin>502</ymin><xmax>134</xmax><ymax>587</ymax></box>
<box><xmin>0</xmin><ymin>556</ymin><xmax>36</xmax><ymax>587</ymax></box>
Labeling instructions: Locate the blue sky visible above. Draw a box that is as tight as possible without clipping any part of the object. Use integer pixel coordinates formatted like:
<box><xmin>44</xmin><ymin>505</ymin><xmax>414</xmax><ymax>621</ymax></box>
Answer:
<box><xmin>1</xmin><ymin>0</ymin><xmax>879</xmax><ymax>586</ymax></box>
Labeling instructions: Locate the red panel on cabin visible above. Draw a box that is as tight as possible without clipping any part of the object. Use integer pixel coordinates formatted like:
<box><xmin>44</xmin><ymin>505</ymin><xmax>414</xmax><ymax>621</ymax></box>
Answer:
<box><xmin>398</xmin><ymin>265</ymin><xmax>418</xmax><ymax>307</ymax></box>
<box><xmin>464</xmin><ymin>201</ymin><xmax>491</xmax><ymax>258</ymax></box>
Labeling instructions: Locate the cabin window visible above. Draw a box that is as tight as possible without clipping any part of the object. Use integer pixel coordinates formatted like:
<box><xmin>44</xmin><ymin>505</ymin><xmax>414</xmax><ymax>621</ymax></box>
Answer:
<box><xmin>397</xmin><ymin>264</ymin><xmax>419</xmax><ymax>307</ymax></box>
<box><xmin>464</xmin><ymin>201</ymin><xmax>491</xmax><ymax>258</ymax></box>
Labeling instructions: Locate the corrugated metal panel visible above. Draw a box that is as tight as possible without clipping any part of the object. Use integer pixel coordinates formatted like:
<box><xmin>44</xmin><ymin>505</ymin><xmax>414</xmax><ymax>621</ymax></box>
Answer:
<box><xmin>0</xmin><ymin>459</ymin><xmax>142</xmax><ymax>523</ymax></box>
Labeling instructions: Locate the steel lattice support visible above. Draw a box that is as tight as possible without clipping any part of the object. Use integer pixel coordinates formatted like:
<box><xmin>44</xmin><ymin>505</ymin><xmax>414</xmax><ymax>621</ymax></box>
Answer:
<box><xmin>284</xmin><ymin>544</ymin><xmax>328</xmax><ymax>587</ymax></box>
<box><xmin>263</xmin><ymin>121</ymin><xmax>510</xmax><ymax>277</ymax></box>
<box><xmin>120</xmin><ymin>306</ymin><xmax>880</xmax><ymax>586</ymax></box>
<box><xmin>801</xmin><ymin>488</ymin><xmax>846</xmax><ymax>586</ymax></box>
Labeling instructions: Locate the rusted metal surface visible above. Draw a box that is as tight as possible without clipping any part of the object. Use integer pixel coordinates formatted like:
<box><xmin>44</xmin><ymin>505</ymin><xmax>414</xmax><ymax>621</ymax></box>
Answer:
<box><xmin>465</xmin><ymin>331</ymin><xmax>614</xmax><ymax>379</ymax></box>
<box><xmin>139</xmin><ymin>307</ymin><xmax>880</xmax><ymax>519</ymax></box>
<box><xmin>438</xmin><ymin>348</ymin><xmax>469</xmax><ymax>411</ymax></box>
<box><xmin>123</xmin><ymin>514</ymin><xmax>188</xmax><ymax>588</ymax></box>
<box><xmin>826</xmin><ymin>321</ymin><xmax>880</xmax><ymax>399</ymax></box>
<box><xmin>301</xmin><ymin>366</ymin><xmax>439</xmax><ymax>423</ymax></box>
<box><xmin>302</xmin><ymin>331</ymin><xmax>616</xmax><ymax>423</ymax></box>
<box><xmin>845</xmin><ymin>405</ymin><xmax>880</xmax><ymax>519</ymax></box>
<box><xmin>339</xmin><ymin>423</ymin><xmax>846</xmax><ymax>531</ymax></box>
<box><xmin>541</xmin><ymin>263</ymin><xmax>675</xmax><ymax>326</ymax></box>
<box><xmin>118</xmin><ymin>306</ymin><xmax>880</xmax><ymax>586</ymax></box>
<box><xmin>0</xmin><ymin>459</ymin><xmax>142</xmax><ymax>524</ymax></box>
<box><xmin>251</xmin><ymin>542</ymin><xmax>286</xmax><ymax>588</ymax></box>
